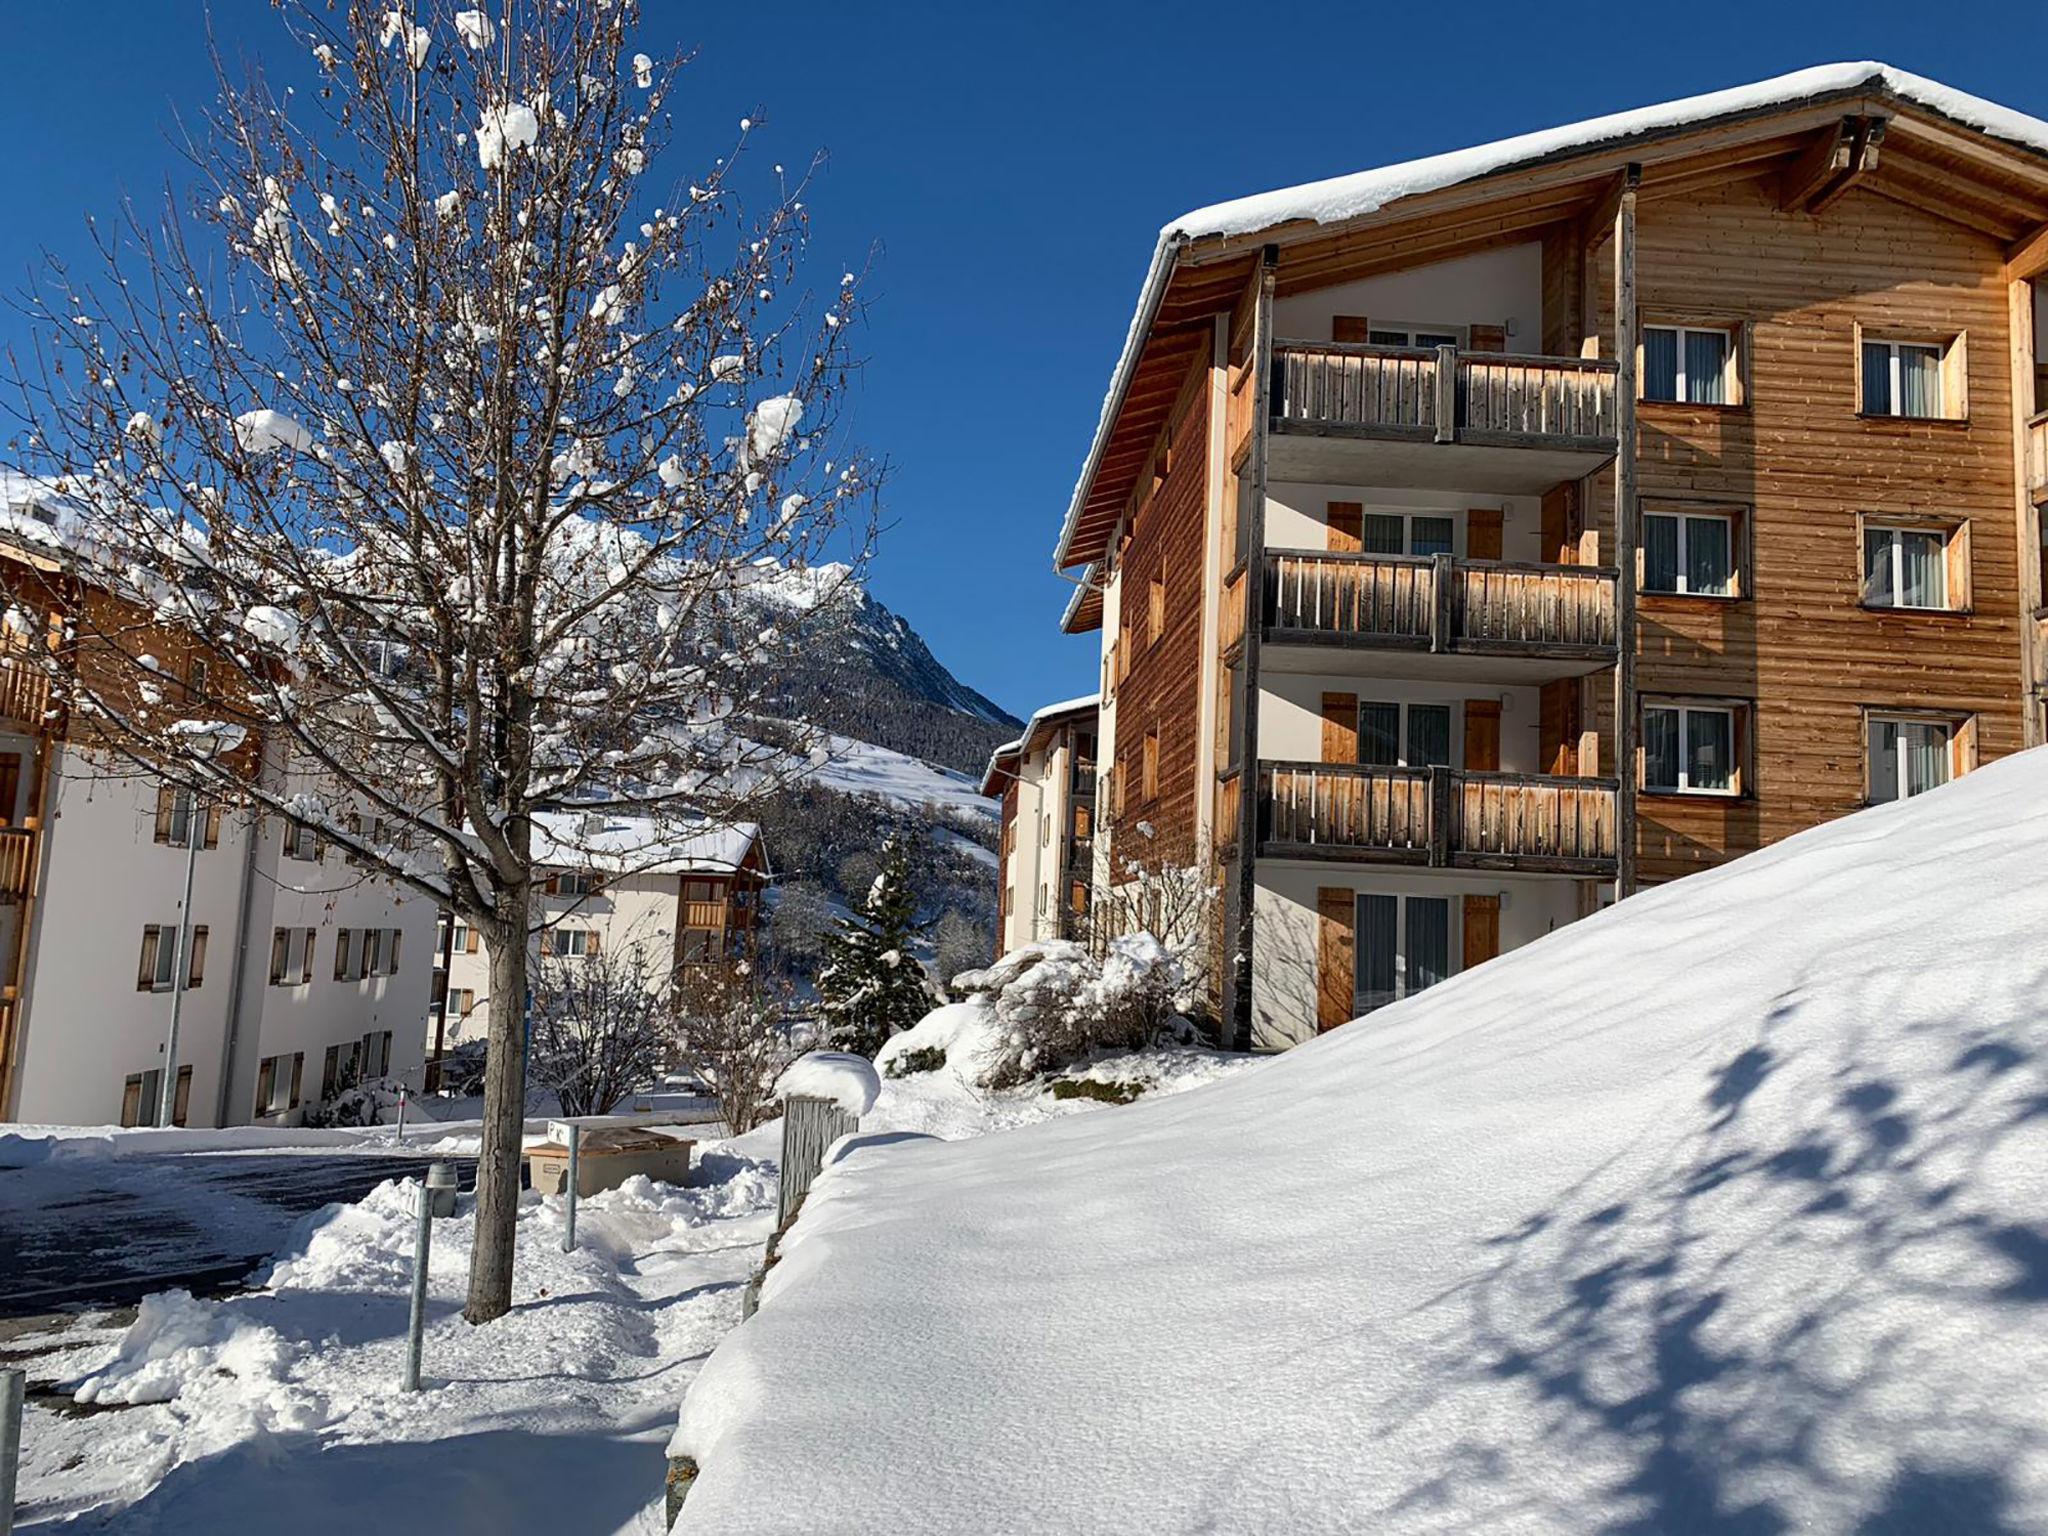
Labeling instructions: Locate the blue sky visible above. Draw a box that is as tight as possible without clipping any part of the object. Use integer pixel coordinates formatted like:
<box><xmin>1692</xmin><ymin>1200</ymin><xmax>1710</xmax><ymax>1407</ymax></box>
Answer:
<box><xmin>2</xmin><ymin>3</ymin><xmax>2044</xmax><ymax>719</ymax></box>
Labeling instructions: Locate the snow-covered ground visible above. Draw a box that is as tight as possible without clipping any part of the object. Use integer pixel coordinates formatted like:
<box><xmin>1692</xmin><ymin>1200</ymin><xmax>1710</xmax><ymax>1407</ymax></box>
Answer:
<box><xmin>671</xmin><ymin>748</ymin><xmax>2048</xmax><ymax>1535</ymax></box>
<box><xmin>7</xmin><ymin>1049</ymin><xmax>1249</xmax><ymax>1532</ymax></box>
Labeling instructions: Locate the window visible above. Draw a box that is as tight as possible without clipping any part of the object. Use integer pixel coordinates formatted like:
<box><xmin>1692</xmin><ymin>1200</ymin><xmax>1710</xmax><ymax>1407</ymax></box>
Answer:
<box><xmin>137</xmin><ymin>923</ymin><xmax>179</xmax><ymax>992</ymax></box>
<box><xmin>1354</xmin><ymin>893</ymin><xmax>1454</xmax><ymax>1015</ymax></box>
<box><xmin>269</xmin><ymin>926</ymin><xmax>316</xmax><ymax>985</ymax></box>
<box><xmin>1860</xmin><ymin>337</ymin><xmax>1948</xmax><ymax>418</ymax></box>
<box><xmin>1141</xmin><ymin>728</ymin><xmax>1160</xmax><ymax>802</ymax></box>
<box><xmin>361</xmin><ymin>1030</ymin><xmax>393</xmax><ymax>1079</ymax></box>
<box><xmin>320</xmin><ymin>1042</ymin><xmax>359</xmax><ymax>1101</ymax></box>
<box><xmin>447</xmin><ymin>987</ymin><xmax>477</xmax><ymax>1018</ymax></box>
<box><xmin>545</xmin><ymin>928</ymin><xmax>598</xmax><ymax>959</ymax></box>
<box><xmin>679</xmin><ymin>929</ymin><xmax>720</xmax><ymax>964</ymax></box>
<box><xmin>1356</xmin><ymin>701</ymin><xmax>1452</xmax><ymax>768</ymax></box>
<box><xmin>1364</xmin><ymin>322</ymin><xmax>1465</xmax><ymax>349</ymax></box>
<box><xmin>153</xmin><ymin>787</ymin><xmax>222</xmax><ymax>849</ymax></box>
<box><xmin>1359</xmin><ymin>511</ymin><xmax>1456</xmax><ymax>558</ymax></box>
<box><xmin>121</xmin><ymin>1069</ymin><xmax>160</xmax><ymax>1128</ymax></box>
<box><xmin>1642</xmin><ymin>325</ymin><xmax>1733</xmax><ymax>405</ymax></box>
<box><xmin>1148</xmin><ymin>576</ymin><xmax>1165</xmax><ymax>647</ymax></box>
<box><xmin>684</xmin><ymin>879</ymin><xmax>718</xmax><ymax>903</ymax></box>
<box><xmin>1862</xmin><ymin>522</ymin><xmax>1958</xmax><ymax>610</ymax></box>
<box><xmin>360</xmin><ymin>927</ymin><xmax>384</xmax><ymax>978</ymax></box>
<box><xmin>1643</xmin><ymin>702</ymin><xmax>1742</xmax><ymax>795</ymax></box>
<box><xmin>1642</xmin><ymin>509</ymin><xmax>1737</xmax><ymax>597</ymax></box>
<box><xmin>254</xmin><ymin>1051</ymin><xmax>304</xmax><ymax>1115</ymax></box>
<box><xmin>1867</xmin><ymin>715</ymin><xmax>1958</xmax><ymax>804</ymax></box>
<box><xmin>283</xmin><ymin>820</ymin><xmax>321</xmax><ymax>861</ymax></box>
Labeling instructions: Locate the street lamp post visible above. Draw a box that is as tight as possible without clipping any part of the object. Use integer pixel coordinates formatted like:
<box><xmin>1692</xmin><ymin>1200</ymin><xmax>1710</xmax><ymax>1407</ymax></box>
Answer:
<box><xmin>156</xmin><ymin>786</ymin><xmax>203</xmax><ymax>1127</ymax></box>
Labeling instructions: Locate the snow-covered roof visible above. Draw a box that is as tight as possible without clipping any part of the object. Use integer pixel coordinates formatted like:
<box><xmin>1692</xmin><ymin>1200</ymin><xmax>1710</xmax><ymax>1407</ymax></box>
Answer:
<box><xmin>669</xmin><ymin>743</ymin><xmax>2048</xmax><ymax>1534</ymax></box>
<box><xmin>978</xmin><ymin>692</ymin><xmax>1099</xmax><ymax>796</ymax></box>
<box><xmin>531</xmin><ymin>808</ymin><xmax>765</xmax><ymax>878</ymax></box>
<box><xmin>1054</xmin><ymin>62</ymin><xmax>2048</xmax><ymax>567</ymax></box>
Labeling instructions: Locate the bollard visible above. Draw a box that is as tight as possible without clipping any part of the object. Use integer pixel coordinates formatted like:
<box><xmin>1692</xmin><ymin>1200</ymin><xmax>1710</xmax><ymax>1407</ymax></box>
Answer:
<box><xmin>561</xmin><ymin>1123</ymin><xmax>582</xmax><ymax>1254</ymax></box>
<box><xmin>402</xmin><ymin>1161</ymin><xmax>455</xmax><ymax>1392</ymax></box>
<box><xmin>395</xmin><ymin>1082</ymin><xmax>408</xmax><ymax>1142</ymax></box>
<box><xmin>1</xmin><ymin>1367</ymin><xmax>23</xmax><ymax>1536</ymax></box>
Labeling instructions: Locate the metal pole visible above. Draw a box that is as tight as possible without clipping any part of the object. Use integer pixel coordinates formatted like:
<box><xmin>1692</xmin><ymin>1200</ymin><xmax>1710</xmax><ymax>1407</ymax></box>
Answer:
<box><xmin>158</xmin><ymin>791</ymin><xmax>202</xmax><ymax>1127</ymax></box>
<box><xmin>395</xmin><ymin>1081</ymin><xmax>409</xmax><ymax>1142</ymax></box>
<box><xmin>402</xmin><ymin>1178</ymin><xmax>433</xmax><ymax>1392</ymax></box>
<box><xmin>1</xmin><ymin>1366</ymin><xmax>23</xmax><ymax>1536</ymax></box>
<box><xmin>561</xmin><ymin>1123</ymin><xmax>581</xmax><ymax>1253</ymax></box>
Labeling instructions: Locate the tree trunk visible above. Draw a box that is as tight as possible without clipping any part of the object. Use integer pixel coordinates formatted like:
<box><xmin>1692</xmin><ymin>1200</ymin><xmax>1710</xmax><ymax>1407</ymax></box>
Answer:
<box><xmin>465</xmin><ymin>885</ymin><xmax>530</xmax><ymax>1323</ymax></box>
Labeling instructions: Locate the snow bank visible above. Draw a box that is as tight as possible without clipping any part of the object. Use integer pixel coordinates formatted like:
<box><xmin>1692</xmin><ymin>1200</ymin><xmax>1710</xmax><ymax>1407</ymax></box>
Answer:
<box><xmin>875</xmin><ymin>999</ymin><xmax>1004</xmax><ymax>1084</ymax></box>
<box><xmin>74</xmin><ymin>1290</ymin><xmax>301</xmax><ymax>1410</ymax></box>
<box><xmin>673</xmin><ymin>749</ymin><xmax>2048</xmax><ymax>1534</ymax></box>
<box><xmin>775</xmin><ymin>1052</ymin><xmax>880</xmax><ymax>1118</ymax></box>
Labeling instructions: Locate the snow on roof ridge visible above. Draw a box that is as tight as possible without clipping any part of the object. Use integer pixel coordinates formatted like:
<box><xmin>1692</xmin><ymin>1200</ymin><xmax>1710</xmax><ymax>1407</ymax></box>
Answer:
<box><xmin>1053</xmin><ymin>62</ymin><xmax>2048</xmax><ymax>569</ymax></box>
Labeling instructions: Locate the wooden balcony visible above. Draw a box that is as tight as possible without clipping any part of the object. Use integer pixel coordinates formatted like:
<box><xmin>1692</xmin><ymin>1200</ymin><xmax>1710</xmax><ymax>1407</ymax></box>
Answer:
<box><xmin>0</xmin><ymin>659</ymin><xmax>51</xmax><ymax>731</ymax></box>
<box><xmin>1257</xmin><ymin>762</ymin><xmax>1618</xmax><ymax>875</ymax></box>
<box><xmin>0</xmin><ymin>828</ymin><xmax>36</xmax><ymax>900</ymax></box>
<box><xmin>2028</xmin><ymin>410</ymin><xmax>2047</xmax><ymax>505</ymax></box>
<box><xmin>1262</xmin><ymin>550</ymin><xmax>1618</xmax><ymax>680</ymax></box>
<box><xmin>1268</xmin><ymin>342</ymin><xmax>1619</xmax><ymax>494</ymax></box>
<box><xmin>683</xmin><ymin>899</ymin><xmax>728</xmax><ymax>931</ymax></box>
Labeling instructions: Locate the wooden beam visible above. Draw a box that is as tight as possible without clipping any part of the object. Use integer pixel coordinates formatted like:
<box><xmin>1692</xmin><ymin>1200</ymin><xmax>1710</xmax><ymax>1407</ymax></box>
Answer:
<box><xmin>1778</xmin><ymin>119</ymin><xmax>1854</xmax><ymax>211</ymax></box>
<box><xmin>1808</xmin><ymin>118</ymin><xmax>1885</xmax><ymax>214</ymax></box>
<box><xmin>1612</xmin><ymin>164</ymin><xmax>1640</xmax><ymax>901</ymax></box>
<box><xmin>1862</xmin><ymin>170</ymin><xmax>2025</xmax><ymax>240</ymax></box>
<box><xmin>2010</xmin><ymin>221</ymin><xmax>2048</xmax><ymax>282</ymax></box>
<box><xmin>1579</xmin><ymin>168</ymin><xmax>1635</xmax><ymax>252</ymax></box>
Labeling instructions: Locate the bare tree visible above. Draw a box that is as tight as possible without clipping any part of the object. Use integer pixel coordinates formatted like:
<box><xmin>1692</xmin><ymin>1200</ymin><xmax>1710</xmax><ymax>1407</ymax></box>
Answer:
<box><xmin>1084</xmin><ymin>815</ymin><xmax>1223</xmax><ymax>1023</ymax></box>
<box><xmin>2</xmin><ymin>0</ymin><xmax>877</xmax><ymax>1320</ymax></box>
<box><xmin>674</xmin><ymin>960</ymin><xmax>798</xmax><ymax>1136</ymax></box>
<box><xmin>527</xmin><ymin>941</ymin><xmax>672</xmax><ymax>1118</ymax></box>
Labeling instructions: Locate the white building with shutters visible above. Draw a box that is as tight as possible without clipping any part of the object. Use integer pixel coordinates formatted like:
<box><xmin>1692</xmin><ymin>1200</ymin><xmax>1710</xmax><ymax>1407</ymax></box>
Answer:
<box><xmin>2</xmin><ymin>742</ymin><xmax>437</xmax><ymax>1128</ymax></box>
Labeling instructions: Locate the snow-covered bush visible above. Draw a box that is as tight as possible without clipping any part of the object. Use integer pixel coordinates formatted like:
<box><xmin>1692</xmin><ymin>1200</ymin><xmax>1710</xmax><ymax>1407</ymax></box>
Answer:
<box><xmin>302</xmin><ymin>1076</ymin><xmax>406</xmax><ymax>1129</ymax></box>
<box><xmin>928</xmin><ymin>933</ymin><xmax>1188</xmax><ymax>1089</ymax></box>
<box><xmin>436</xmin><ymin>1040</ymin><xmax>489</xmax><ymax>1098</ymax></box>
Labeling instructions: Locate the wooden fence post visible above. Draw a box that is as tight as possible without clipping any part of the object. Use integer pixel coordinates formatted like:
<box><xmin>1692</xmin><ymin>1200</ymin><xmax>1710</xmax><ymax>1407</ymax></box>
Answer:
<box><xmin>778</xmin><ymin>1093</ymin><xmax>860</xmax><ymax>1230</ymax></box>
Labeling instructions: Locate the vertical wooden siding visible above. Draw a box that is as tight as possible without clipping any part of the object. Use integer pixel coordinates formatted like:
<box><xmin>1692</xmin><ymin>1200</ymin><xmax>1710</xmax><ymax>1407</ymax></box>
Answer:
<box><xmin>1582</xmin><ymin>178</ymin><xmax>2028</xmax><ymax>882</ymax></box>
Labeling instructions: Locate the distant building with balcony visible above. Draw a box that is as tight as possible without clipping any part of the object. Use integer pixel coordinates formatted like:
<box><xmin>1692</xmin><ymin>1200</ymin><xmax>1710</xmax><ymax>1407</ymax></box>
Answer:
<box><xmin>0</xmin><ymin>474</ymin><xmax>437</xmax><ymax>1127</ymax></box>
<box><xmin>1018</xmin><ymin>65</ymin><xmax>2048</xmax><ymax>1050</ymax></box>
<box><xmin>983</xmin><ymin>696</ymin><xmax>1098</xmax><ymax>951</ymax></box>
<box><xmin>433</xmin><ymin>810</ymin><xmax>770</xmax><ymax>1053</ymax></box>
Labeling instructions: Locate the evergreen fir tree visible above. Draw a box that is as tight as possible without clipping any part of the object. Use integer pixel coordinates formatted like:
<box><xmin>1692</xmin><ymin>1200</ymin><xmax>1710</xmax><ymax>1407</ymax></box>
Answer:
<box><xmin>817</xmin><ymin>834</ymin><xmax>939</xmax><ymax>1056</ymax></box>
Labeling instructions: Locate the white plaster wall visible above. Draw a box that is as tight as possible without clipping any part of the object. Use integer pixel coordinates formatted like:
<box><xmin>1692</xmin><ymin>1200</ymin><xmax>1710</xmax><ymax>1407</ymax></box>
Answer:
<box><xmin>1260</xmin><ymin>674</ymin><xmax>1545</xmax><ymax>773</ymax></box>
<box><xmin>443</xmin><ymin>871</ymin><xmax>683</xmax><ymax>1046</ymax></box>
<box><xmin>12</xmin><ymin>751</ymin><xmax>250</xmax><ymax>1126</ymax></box>
<box><xmin>1250</xmin><ymin>862</ymin><xmax>1581</xmax><ymax>1051</ymax></box>
<box><xmin>1264</xmin><ymin>482</ymin><xmax>1543</xmax><ymax>563</ymax></box>
<box><xmin>1272</xmin><ymin>243</ymin><xmax>1544</xmax><ymax>351</ymax></box>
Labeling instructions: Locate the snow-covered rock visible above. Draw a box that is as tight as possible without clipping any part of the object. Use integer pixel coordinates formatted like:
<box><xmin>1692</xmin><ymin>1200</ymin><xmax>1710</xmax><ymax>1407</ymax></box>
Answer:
<box><xmin>673</xmin><ymin>747</ymin><xmax>2048</xmax><ymax>1534</ymax></box>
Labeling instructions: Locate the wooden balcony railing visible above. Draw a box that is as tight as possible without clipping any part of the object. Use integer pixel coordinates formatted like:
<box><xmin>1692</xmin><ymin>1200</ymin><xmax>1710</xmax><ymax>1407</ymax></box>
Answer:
<box><xmin>1271</xmin><ymin>341</ymin><xmax>1619</xmax><ymax>449</ymax></box>
<box><xmin>0</xmin><ymin>828</ymin><xmax>36</xmax><ymax>899</ymax></box>
<box><xmin>0</xmin><ymin>659</ymin><xmax>51</xmax><ymax>730</ymax></box>
<box><xmin>2027</xmin><ymin>410</ymin><xmax>2047</xmax><ymax>505</ymax></box>
<box><xmin>1257</xmin><ymin>762</ymin><xmax>1618</xmax><ymax>874</ymax></box>
<box><xmin>1264</xmin><ymin>550</ymin><xmax>1618</xmax><ymax>657</ymax></box>
<box><xmin>683</xmin><ymin>900</ymin><xmax>728</xmax><ymax>931</ymax></box>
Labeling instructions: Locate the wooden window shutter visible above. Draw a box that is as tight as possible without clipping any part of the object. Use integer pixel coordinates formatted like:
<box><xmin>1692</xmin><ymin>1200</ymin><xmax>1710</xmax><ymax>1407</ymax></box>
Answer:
<box><xmin>300</xmin><ymin>929</ymin><xmax>316</xmax><ymax>984</ymax></box>
<box><xmin>1321</xmin><ymin>692</ymin><xmax>1360</xmax><ymax>764</ymax></box>
<box><xmin>1327</xmin><ymin>501</ymin><xmax>1363</xmax><ymax>554</ymax></box>
<box><xmin>1466</xmin><ymin>508</ymin><xmax>1505</xmax><ymax>562</ymax></box>
<box><xmin>1468</xmin><ymin>324</ymin><xmax>1508</xmax><ymax>354</ymax></box>
<box><xmin>335</xmin><ymin>928</ymin><xmax>352</xmax><ymax>980</ymax></box>
<box><xmin>1540</xmin><ymin>680</ymin><xmax>1580</xmax><ymax>776</ymax></box>
<box><xmin>288</xmin><ymin>1052</ymin><xmax>304</xmax><ymax>1109</ymax></box>
<box><xmin>203</xmin><ymin>802</ymin><xmax>223</xmax><ymax>849</ymax></box>
<box><xmin>172</xmin><ymin>1065</ymin><xmax>193</xmax><ymax>1127</ymax></box>
<box><xmin>1462</xmin><ymin>894</ymin><xmax>1501</xmax><ymax>970</ymax></box>
<box><xmin>137</xmin><ymin>927</ymin><xmax>160</xmax><ymax>990</ymax></box>
<box><xmin>1463</xmin><ymin>700</ymin><xmax>1503</xmax><ymax>772</ymax></box>
<box><xmin>154</xmin><ymin>785</ymin><xmax>176</xmax><ymax>844</ymax></box>
<box><xmin>270</xmin><ymin>927</ymin><xmax>289</xmax><ymax>983</ymax></box>
<box><xmin>187</xmin><ymin>925</ymin><xmax>208</xmax><ymax>988</ymax></box>
<box><xmin>1332</xmin><ymin>315</ymin><xmax>1371</xmax><ymax>344</ymax></box>
<box><xmin>389</xmin><ymin>929</ymin><xmax>403</xmax><ymax>973</ymax></box>
<box><xmin>1944</xmin><ymin>522</ymin><xmax>1972</xmax><ymax>611</ymax></box>
<box><xmin>256</xmin><ymin>1057</ymin><xmax>275</xmax><ymax>1114</ymax></box>
<box><xmin>1316</xmin><ymin>887</ymin><xmax>1356</xmax><ymax>1033</ymax></box>
<box><xmin>583</xmin><ymin>929</ymin><xmax>597</xmax><ymax>956</ymax></box>
<box><xmin>1950</xmin><ymin>716</ymin><xmax>1979</xmax><ymax>779</ymax></box>
<box><xmin>466</xmin><ymin>926</ymin><xmax>479</xmax><ymax>954</ymax></box>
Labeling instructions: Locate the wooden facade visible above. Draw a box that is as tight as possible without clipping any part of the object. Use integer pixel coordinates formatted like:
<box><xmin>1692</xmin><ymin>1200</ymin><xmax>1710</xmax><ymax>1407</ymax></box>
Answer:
<box><xmin>1047</xmin><ymin>69</ymin><xmax>2048</xmax><ymax>1047</ymax></box>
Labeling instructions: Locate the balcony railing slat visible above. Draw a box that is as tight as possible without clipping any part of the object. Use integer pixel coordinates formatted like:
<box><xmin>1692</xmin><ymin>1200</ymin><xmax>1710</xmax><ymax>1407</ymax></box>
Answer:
<box><xmin>1259</xmin><ymin>763</ymin><xmax>1616</xmax><ymax>870</ymax></box>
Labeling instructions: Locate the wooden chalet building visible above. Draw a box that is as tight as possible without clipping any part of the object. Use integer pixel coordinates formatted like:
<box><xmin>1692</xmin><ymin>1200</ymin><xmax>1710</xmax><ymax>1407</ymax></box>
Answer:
<box><xmin>1033</xmin><ymin>63</ymin><xmax>2048</xmax><ymax>1050</ymax></box>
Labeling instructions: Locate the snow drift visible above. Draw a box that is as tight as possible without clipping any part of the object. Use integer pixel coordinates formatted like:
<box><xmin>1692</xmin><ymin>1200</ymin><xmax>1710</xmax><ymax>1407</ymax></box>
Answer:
<box><xmin>674</xmin><ymin>748</ymin><xmax>2048</xmax><ymax>1534</ymax></box>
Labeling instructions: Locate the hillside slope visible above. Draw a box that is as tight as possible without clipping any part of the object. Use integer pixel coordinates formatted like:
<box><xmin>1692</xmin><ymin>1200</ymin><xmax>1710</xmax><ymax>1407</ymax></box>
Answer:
<box><xmin>674</xmin><ymin>748</ymin><xmax>2048</xmax><ymax>1535</ymax></box>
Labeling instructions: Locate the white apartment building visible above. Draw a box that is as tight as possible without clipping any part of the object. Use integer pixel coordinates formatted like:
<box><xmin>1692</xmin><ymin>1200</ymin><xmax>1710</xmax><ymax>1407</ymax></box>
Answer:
<box><xmin>982</xmin><ymin>696</ymin><xmax>1098</xmax><ymax>953</ymax></box>
<box><xmin>4</xmin><ymin>741</ymin><xmax>436</xmax><ymax>1127</ymax></box>
<box><xmin>435</xmin><ymin>809</ymin><xmax>769</xmax><ymax>1050</ymax></box>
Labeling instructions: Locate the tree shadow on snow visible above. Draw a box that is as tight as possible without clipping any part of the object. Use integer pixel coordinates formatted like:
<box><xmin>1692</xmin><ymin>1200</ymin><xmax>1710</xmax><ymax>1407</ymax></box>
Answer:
<box><xmin>101</xmin><ymin>1422</ymin><xmax>665</xmax><ymax>1535</ymax></box>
